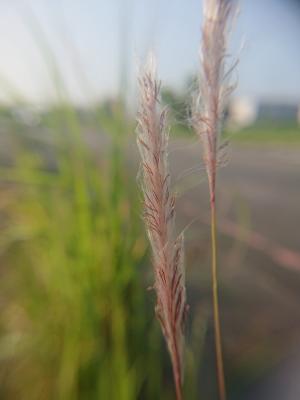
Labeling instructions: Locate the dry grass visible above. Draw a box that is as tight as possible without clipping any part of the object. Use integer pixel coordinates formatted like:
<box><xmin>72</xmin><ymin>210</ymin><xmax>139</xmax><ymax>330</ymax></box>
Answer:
<box><xmin>192</xmin><ymin>1</ymin><xmax>238</xmax><ymax>399</ymax></box>
<box><xmin>136</xmin><ymin>57</ymin><xmax>188</xmax><ymax>400</ymax></box>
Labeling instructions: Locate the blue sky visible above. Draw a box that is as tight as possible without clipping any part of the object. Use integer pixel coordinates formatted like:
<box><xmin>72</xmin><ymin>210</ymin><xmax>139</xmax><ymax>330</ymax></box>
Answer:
<box><xmin>0</xmin><ymin>0</ymin><xmax>299</xmax><ymax>104</ymax></box>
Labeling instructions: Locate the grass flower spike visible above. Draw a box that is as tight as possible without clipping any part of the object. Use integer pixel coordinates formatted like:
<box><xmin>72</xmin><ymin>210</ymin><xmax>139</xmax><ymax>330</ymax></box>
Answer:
<box><xmin>192</xmin><ymin>1</ymin><xmax>238</xmax><ymax>399</ymax></box>
<box><xmin>194</xmin><ymin>0</ymin><xmax>237</xmax><ymax>202</ymax></box>
<box><xmin>136</xmin><ymin>56</ymin><xmax>188</xmax><ymax>400</ymax></box>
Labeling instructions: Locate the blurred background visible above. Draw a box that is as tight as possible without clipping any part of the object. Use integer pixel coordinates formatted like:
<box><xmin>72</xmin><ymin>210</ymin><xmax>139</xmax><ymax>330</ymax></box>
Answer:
<box><xmin>0</xmin><ymin>0</ymin><xmax>299</xmax><ymax>399</ymax></box>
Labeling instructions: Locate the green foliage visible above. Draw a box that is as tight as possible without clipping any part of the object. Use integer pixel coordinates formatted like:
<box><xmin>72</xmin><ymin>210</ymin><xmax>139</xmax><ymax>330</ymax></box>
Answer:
<box><xmin>228</xmin><ymin>121</ymin><xmax>300</xmax><ymax>144</ymax></box>
<box><xmin>0</xmin><ymin>106</ymin><xmax>170</xmax><ymax>399</ymax></box>
<box><xmin>169</xmin><ymin>119</ymin><xmax>300</xmax><ymax>144</ymax></box>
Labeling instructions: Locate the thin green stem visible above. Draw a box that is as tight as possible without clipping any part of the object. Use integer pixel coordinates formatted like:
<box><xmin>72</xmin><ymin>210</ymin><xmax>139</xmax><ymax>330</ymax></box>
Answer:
<box><xmin>210</xmin><ymin>196</ymin><xmax>226</xmax><ymax>400</ymax></box>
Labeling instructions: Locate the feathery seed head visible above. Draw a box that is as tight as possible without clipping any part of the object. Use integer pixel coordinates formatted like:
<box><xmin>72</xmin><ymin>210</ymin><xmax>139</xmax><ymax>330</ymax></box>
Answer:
<box><xmin>136</xmin><ymin>56</ymin><xmax>187</xmax><ymax>395</ymax></box>
<box><xmin>193</xmin><ymin>0</ymin><xmax>238</xmax><ymax>199</ymax></box>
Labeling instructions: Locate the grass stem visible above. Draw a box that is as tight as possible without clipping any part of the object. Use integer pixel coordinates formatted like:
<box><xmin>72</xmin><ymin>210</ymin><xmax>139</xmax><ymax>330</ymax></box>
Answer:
<box><xmin>210</xmin><ymin>196</ymin><xmax>226</xmax><ymax>400</ymax></box>
<box><xmin>173</xmin><ymin>342</ymin><xmax>183</xmax><ymax>400</ymax></box>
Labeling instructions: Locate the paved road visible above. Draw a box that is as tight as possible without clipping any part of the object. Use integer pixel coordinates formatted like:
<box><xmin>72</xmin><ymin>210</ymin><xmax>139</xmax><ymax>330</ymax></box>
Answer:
<box><xmin>168</xmin><ymin>141</ymin><xmax>300</xmax><ymax>251</ymax></box>
<box><xmin>150</xmin><ymin>140</ymin><xmax>300</xmax><ymax>399</ymax></box>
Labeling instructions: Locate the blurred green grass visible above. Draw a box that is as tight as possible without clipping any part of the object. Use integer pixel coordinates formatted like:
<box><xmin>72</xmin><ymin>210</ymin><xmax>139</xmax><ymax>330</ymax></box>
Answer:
<box><xmin>172</xmin><ymin>121</ymin><xmax>300</xmax><ymax>145</ymax></box>
<box><xmin>228</xmin><ymin>121</ymin><xmax>300</xmax><ymax>145</ymax></box>
<box><xmin>0</xmin><ymin>104</ymin><xmax>172</xmax><ymax>400</ymax></box>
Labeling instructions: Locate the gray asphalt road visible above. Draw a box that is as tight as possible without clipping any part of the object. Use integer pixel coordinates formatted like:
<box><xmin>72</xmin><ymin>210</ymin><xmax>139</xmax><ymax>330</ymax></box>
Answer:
<box><xmin>162</xmin><ymin>140</ymin><xmax>300</xmax><ymax>399</ymax></box>
<box><xmin>168</xmin><ymin>141</ymin><xmax>300</xmax><ymax>251</ymax></box>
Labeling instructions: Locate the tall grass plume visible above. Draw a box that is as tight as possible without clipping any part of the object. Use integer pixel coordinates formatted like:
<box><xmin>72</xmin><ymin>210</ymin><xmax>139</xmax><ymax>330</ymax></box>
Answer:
<box><xmin>136</xmin><ymin>57</ymin><xmax>188</xmax><ymax>400</ymax></box>
<box><xmin>192</xmin><ymin>1</ymin><xmax>238</xmax><ymax>399</ymax></box>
